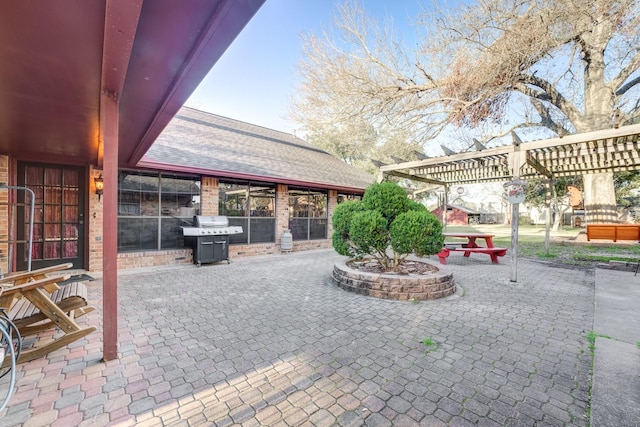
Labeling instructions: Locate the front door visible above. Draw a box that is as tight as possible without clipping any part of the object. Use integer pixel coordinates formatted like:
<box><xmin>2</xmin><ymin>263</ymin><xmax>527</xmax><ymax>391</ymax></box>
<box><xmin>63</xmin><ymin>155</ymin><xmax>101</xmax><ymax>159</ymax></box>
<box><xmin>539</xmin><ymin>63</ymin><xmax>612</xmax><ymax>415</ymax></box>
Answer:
<box><xmin>17</xmin><ymin>163</ymin><xmax>85</xmax><ymax>270</ymax></box>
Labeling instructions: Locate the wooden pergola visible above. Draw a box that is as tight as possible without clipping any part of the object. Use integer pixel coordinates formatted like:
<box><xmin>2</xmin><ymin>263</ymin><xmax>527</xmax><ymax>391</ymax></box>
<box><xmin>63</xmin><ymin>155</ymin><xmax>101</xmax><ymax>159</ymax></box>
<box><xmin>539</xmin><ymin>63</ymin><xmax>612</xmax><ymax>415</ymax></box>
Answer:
<box><xmin>380</xmin><ymin>123</ymin><xmax>640</xmax><ymax>186</ymax></box>
<box><xmin>378</xmin><ymin>123</ymin><xmax>640</xmax><ymax>281</ymax></box>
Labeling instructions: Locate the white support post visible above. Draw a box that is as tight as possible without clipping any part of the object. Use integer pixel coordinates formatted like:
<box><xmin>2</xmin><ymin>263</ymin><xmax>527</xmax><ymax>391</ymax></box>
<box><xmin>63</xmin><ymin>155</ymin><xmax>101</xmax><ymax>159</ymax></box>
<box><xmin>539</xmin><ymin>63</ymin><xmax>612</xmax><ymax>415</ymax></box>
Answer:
<box><xmin>544</xmin><ymin>179</ymin><xmax>552</xmax><ymax>253</ymax></box>
<box><xmin>510</xmin><ymin>202</ymin><xmax>519</xmax><ymax>282</ymax></box>
<box><xmin>507</xmin><ymin>147</ymin><xmax>526</xmax><ymax>283</ymax></box>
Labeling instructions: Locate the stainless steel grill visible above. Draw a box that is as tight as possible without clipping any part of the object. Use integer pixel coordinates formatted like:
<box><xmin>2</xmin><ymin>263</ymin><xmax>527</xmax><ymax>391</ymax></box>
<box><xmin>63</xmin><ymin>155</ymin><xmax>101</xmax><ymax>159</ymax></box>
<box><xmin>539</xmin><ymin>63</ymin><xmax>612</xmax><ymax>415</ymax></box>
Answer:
<box><xmin>182</xmin><ymin>216</ymin><xmax>243</xmax><ymax>266</ymax></box>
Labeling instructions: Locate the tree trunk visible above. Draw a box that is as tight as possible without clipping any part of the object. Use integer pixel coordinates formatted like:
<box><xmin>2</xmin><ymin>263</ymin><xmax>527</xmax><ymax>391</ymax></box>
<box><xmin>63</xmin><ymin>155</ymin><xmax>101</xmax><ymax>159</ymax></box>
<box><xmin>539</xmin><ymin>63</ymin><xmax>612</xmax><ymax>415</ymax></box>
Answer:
<box><xmin>583</xmin><ymin>172</ymin><xmax>617</xmax><ymax>223</ymax></box>
<box><xmin>578</xmin><ymin>18</ymin><xmax>617</xmax><ymax>224</ymax></box>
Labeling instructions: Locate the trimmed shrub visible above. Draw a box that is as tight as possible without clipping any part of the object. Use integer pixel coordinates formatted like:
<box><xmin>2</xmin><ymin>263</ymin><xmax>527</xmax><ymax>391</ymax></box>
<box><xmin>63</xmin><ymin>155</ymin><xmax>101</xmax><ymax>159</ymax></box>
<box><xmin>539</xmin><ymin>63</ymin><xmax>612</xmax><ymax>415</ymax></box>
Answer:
<box><xmin>390</xmin><ymin>210</ymin><xmax>444</xmax><ymax>257</ymax></box>
<box><xmin>332</xmin><ymin>182</ymin><xmax>444</xmax><ymax>270</ymax></box>
<box><xmin>362</xmin><ymin>181</ymin><xmax>412</xmax><ymax>223</ymax></box>
<box><xmin>332</xmin><ymin>200</ymin><xmax>366</xmax><ymax>257</ymax></box>
<box><xmin>349</xmin><ymin>210</ymin><xmax>389</xmax><ymax>260</ymax></box>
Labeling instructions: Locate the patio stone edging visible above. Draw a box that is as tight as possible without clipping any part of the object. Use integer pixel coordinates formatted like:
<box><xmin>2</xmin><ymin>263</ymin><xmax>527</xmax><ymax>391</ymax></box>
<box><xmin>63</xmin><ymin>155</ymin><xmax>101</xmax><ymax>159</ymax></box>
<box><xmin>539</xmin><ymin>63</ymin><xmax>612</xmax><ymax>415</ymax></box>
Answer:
<box><xmin>332</xmin><ymin>259</ymin><xmax>456</xmax><ymax>300</ymax></box>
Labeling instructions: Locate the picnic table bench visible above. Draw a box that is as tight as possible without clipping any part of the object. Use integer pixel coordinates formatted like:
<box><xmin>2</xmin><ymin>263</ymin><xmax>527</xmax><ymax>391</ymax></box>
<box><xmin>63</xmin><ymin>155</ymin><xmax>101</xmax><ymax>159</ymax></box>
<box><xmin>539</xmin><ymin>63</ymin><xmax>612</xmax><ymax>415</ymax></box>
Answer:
<box><xmin>437</xmin><ymin>233</ymin><xmax>508</xmax><ymax>265</ymax></box>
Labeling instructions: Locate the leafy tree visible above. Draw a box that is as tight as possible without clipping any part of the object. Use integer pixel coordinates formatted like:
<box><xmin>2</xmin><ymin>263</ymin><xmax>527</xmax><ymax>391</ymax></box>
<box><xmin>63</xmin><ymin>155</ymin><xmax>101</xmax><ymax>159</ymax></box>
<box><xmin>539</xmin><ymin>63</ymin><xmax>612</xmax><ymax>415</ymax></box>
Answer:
<box><xmin>526</xmin><ymin>173</ymin><xmax>640</xmax><ymax>226</ymax></box>
<box><xmin>303</xmin><ymin>117</ymin><xmax>425</xmax><ymax>176</ymax></box>
<box><xmin>614</xmin><ymin>171</ymin><xmax>640</xmax><ymax>206</ymax></box>
<box><xmin>525</xmin><ymin>177</ymin><xmax>582</xmax><ymax>230</ymax></box>
<box><xmin>292</xmin><ymin>0</ymin><xmax>640</xmax><ymax>223</ymax></box>
<box><xmin>332</xmin><ymin>182</ymin><xmax>444</xmax><ymax>270</ymax></box>
<box><xmin>304</xmin><ymin>117</ymin><xmax>378</xmax><ymax>172</ymax></box>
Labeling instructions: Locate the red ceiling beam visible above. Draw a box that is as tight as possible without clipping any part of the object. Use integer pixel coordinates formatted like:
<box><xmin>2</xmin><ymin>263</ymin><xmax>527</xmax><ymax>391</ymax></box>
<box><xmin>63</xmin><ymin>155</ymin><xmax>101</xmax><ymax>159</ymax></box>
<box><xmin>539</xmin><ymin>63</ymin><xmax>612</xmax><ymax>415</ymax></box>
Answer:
<box><xmin>126</xmin><ymin>0</ymin><xmax>266</xmax><ymax>166</ymax></box>
<box><xmin>98</xmin><ymin>0</ymin><xmax>143</xmax><ymax>167</ymax></box>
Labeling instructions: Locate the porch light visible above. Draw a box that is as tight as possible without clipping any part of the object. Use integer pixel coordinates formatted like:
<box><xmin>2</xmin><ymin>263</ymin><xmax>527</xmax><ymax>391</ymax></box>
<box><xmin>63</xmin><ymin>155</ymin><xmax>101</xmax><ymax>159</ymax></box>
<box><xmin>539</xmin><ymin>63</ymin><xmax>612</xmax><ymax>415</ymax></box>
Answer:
<box><xmin>94</xmin><ymin>174</ymin><xmax>104</xmax><ymax>201</ymax></box>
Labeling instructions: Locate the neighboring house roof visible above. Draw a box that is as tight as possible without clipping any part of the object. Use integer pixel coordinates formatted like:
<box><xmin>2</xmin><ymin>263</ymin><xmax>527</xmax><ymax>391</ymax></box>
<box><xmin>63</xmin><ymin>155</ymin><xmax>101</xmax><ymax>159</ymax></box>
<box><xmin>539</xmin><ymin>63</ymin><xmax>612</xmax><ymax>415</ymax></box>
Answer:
<box><xmin>139</xmin><ymin>107</ymin><xmax>374</xmax><ymax>192</ymax></box>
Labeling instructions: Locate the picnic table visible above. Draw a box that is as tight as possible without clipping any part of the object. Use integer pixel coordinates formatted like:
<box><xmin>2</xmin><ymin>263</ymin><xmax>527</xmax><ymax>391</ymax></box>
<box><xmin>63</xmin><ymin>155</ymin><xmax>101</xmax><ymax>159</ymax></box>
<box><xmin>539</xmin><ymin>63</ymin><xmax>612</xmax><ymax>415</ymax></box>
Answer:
<box><xmin>436</xmin><ymin>232</ymin><xmax>508</xmax><ymax>264</ymax></box>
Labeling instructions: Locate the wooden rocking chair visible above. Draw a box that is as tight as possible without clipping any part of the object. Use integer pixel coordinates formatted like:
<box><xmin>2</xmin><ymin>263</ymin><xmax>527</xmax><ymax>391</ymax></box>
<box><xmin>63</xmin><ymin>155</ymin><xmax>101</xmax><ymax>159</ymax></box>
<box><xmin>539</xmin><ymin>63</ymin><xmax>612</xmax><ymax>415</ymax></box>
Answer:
<box><xmin>0</xmin><ymin>263</ymin><xmax>96</xmax><ymax>365</ymax></box>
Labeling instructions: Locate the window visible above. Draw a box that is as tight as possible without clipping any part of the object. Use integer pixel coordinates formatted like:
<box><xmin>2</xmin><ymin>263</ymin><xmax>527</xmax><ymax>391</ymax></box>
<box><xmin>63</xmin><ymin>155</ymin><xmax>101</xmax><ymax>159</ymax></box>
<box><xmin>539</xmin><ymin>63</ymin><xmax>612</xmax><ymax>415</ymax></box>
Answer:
<box><xmin>219</xmin><ymin>181</ymin><xmax>276</xmax><ymax>244</ymax></box>
<box><xmin>289</xmin><ymin>188</ymin><xmax>328</xmax><ymax>241</ymax></box>
<box><xmin>117</xmin><ymin>171</ymin><xmax>200</xmax><ymax>252</ymax></box>
<box><xmin>338</xmin><ymin>193</ymin><xmax>362</xmax><ymax>203</ymax></box>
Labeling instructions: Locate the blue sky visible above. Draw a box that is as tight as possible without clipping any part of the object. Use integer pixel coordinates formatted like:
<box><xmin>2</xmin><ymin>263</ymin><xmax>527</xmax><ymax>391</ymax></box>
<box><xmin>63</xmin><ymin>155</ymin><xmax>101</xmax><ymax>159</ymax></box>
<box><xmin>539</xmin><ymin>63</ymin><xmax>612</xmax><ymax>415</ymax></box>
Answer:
<box><xmin>186</xmin><ymin>0</ymin><xmax>427</xmax><ymax>135</ymax></box>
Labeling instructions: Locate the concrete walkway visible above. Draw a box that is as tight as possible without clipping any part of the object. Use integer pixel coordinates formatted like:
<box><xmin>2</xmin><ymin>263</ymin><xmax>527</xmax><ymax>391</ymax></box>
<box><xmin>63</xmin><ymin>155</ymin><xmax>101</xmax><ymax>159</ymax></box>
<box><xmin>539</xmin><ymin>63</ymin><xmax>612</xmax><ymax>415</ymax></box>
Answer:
<box><xmin>0</xmin><ymin>249</ymin><xmax>623</xmax><ymax>426</ymax></box>
<box><xmin>591</xmin><ymin>268</ymin><xmax>640</xmax><ymax>427</ymax></box>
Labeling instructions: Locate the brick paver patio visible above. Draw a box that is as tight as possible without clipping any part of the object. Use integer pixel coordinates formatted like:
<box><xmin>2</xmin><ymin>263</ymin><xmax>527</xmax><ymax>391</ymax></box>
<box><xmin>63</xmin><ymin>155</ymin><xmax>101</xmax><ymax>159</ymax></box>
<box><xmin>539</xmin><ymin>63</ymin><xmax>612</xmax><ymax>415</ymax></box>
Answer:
<box><xmin>0</xmin><ymin>249</ymin><xmax>593</xmax><ymax>426</ymax></box>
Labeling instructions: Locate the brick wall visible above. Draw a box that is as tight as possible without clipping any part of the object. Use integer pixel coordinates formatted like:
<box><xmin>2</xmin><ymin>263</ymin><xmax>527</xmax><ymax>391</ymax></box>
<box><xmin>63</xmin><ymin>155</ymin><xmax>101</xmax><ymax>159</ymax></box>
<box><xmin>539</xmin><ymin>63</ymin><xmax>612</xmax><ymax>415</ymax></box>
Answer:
<box><xmin>85</xmin><ymin>177</ymin><xmax>340</xmax><ymax>272</ymax></box>
<box><xmin>0</xmin><ymin>156</ymin><xmax>8</xmax><ymax>274</ymax></box>
<box><xmin>117</xmin><ymin>249</ymin><xmax>193</xmax><ymax>270</ymax></box>
<box><xmin>0</xmin><ymin>165</ymin><xmax>344</xmax><ymax>274</ymax></box>
<box><xmin>88</xmin><ymin>166</ymin><xmax>103</xmax><ymax>272</ymax></box>
<box><xmin>229</xmin><ymin>238</ymin><xmax>332</xmax><ymax>258</ymax></box>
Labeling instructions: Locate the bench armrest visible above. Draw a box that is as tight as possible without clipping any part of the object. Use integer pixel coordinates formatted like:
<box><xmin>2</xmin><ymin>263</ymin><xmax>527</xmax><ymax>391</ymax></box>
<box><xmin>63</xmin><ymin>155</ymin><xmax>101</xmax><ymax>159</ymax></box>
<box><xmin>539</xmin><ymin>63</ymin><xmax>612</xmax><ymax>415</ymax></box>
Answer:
<box><xmin>0</xmin><ymin>263</ymin><xmax>73</xmax><ymax>285</ymax></box>
<box><xmin>0</xmin><ymin>275</ymin><xmax>69</xmax><ymax>296</ymax></box>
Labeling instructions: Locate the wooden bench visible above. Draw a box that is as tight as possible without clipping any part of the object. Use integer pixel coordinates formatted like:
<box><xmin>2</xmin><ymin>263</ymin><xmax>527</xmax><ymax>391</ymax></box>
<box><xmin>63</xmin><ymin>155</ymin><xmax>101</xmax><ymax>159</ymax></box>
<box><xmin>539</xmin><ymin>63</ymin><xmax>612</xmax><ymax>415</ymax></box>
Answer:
<box><xmin>9</xmin><ymin>281</ymin><xmax>94</xmax><ymax>337</ymax></box>
<box><xmin>586</xmin><ymin>224</ymin><xmax>640</xmax><ymax>242</ymax></box>
<box><xmin>0</xmin><ymin>264</ymin><xmax>96</xmax><ymax>365</ymax></box>
<box><xmin>437</xmin><ymin>246</ymin><xmax>508</xmax><ymax>265</ymax></box>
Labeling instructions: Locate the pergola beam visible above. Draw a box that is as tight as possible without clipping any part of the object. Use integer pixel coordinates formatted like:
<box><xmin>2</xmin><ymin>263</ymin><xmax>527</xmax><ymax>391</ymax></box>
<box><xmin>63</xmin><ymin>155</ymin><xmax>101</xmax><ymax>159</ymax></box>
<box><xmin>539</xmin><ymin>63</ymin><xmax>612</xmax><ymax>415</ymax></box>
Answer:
<box><xmin>526</xmin><ymin>152</ymin><xmax>553</xmax><ymax>178</ymax></box>
<box><xmin>473</xmin><ymin>138</ymin><xmax>487</xmax><ymax>151</ymax></box>
<box><xmin>384</xmin><ymin>170</ymin><xmax>445</xmax><ymax>185</ymax></box>
<box><xmin>390</xmin><ymin>156</ymin><xmax>409</xmax><ymax>164</ymax></box>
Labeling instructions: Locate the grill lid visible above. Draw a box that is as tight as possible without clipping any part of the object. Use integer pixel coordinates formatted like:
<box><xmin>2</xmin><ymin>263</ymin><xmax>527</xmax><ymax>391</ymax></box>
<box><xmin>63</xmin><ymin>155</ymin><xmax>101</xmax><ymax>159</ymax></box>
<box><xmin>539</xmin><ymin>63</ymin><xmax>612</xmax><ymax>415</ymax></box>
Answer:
<box><xmin>194</xmin><ymin>215</ymin><xmax>229</xmax><ymax>228</ymax></box>
<box><xmin>183</xmin><ymin>215</ymin><xmax>242</xmax><ymax>236</ymax></box>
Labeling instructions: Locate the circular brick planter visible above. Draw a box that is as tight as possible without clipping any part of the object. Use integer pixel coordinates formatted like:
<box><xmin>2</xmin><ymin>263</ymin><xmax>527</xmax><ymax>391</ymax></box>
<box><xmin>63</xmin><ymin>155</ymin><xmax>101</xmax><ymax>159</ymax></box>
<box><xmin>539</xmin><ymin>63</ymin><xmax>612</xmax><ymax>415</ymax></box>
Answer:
<box><xmin>332</xmin><ymin>259</ymin><xmax>456</xmax><ymax>300</ymax></box>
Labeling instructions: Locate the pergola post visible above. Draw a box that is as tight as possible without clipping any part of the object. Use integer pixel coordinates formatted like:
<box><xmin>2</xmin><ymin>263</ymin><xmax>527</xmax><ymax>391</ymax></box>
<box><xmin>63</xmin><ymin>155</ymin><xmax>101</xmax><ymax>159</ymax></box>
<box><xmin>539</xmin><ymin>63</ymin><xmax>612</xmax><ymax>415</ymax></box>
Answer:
<box><xmin>544</xmin><ymin>179</ymin><xmax>552</xmax><ymax>253</ymax></box>
<box><xmin>510</xmin><ymin>201</ymin><xmax>519</xmax><ymax>282</ymax></box>
<box><xmin>443</xmin><ymin>185</ymin><xmax>449</xmax><ymax>229</ymax></box>
<box><xmin>508</xmin><ymin>141</ymin><xmax>527</xmax><ymax>283</ymax></box>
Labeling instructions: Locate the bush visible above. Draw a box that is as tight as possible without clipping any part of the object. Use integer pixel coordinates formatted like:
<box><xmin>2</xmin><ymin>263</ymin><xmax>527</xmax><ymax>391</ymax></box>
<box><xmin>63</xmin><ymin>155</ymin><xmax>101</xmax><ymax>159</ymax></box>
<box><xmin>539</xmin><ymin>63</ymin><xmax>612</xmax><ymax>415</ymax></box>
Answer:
<box><xmin>362</xmin><ymin>181</ymin><xmax>413</xmax><ymax>223</ymax></box>
<box><xmin>332</xmin><ymin>201</ymin><xmax>365</xmax><ymax>257</ymax></box>
<box><xmin>349</xmin><ymin>211</ymin><xmax>389</xmax><ymax>258</ymax></box>
<box><xmin>332</xmin><ymin>182</ymin><xmax>444</xmax><ymax>270</ymax></box>
<box><xmin>391</xmin><ymin>210</ymin><xmax>444</xmax><ymax>257</ymax></box>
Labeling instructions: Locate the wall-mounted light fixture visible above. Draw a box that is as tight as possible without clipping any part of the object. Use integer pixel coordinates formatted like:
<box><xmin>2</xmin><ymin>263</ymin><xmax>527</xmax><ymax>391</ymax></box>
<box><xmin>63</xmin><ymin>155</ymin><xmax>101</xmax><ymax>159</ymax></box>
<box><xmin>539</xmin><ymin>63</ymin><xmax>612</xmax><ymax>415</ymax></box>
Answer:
<box><xmin>94</xmin><ymin>174</ymin><xmax>104</xmax><ymax>201</ymax></box>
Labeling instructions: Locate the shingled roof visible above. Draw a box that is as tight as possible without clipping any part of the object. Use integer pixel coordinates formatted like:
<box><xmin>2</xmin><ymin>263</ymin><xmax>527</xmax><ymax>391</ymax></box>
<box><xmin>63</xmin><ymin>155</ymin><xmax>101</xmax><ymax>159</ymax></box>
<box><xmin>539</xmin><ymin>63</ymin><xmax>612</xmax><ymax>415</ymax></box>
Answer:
<box><xmin>140</xmin><ymin>107</ymin><xmax>374</xmax><ymax>192</ymax></box>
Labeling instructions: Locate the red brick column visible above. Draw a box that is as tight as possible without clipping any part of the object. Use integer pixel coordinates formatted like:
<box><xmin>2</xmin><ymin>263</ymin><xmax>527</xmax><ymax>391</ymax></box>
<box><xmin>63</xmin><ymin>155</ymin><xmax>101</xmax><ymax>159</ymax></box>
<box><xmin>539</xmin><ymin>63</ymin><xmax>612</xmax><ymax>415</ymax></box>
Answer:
<box><xmin>276</xmin><ymin>184</ymin><xmax>289</xmax><ymax>247</ymax></box>
<box><xmin>200</xmin><ymin>177</ymin><xmax>218</xmax><ymax>216</ymax></box>
<box><xmin>88</xmin><ymin>166</ymin><xmax>104</xmax><ymax>272</ymax></box>
<box><xmin>327</xmin><ymin>189</ymin><xmax>337</xmax><ymax>237</ymax></box>
<box><xmin>0</xmin><ymin>155</ymin><xmax>9</xmax><ymax>274</ymax></box>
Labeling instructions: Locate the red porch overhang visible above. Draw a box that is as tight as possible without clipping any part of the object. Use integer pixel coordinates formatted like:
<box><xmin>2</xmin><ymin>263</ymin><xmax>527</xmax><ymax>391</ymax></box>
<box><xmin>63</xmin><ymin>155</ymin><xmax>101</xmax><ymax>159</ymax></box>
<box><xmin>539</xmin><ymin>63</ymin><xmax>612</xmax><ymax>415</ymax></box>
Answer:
<box><xmin>0</xmin><ymin>0</ymin><xmax>265</xmax><ymax>167</ymax></box>
<box><xmin>0</xmin><ymin>0</ymin><xmax>265</xmax><ymax>361</ymax></box>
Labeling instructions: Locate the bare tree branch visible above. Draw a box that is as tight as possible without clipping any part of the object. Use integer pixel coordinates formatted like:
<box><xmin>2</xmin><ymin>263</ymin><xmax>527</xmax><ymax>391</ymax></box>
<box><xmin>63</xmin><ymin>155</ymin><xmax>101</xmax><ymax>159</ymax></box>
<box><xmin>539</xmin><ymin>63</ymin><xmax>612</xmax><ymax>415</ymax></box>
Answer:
<box><xmin>289</xmin><ymin>0</ymin><xmax>639</xmax><ymax>215</ymax></box>
<box><xmin>514</xmin><ymin>75</ymin><xmax>583</xmax><ymax>126</ymax></box>
<box><xmin>616</xmin><ymin>70</ymin><xmax>640</xmax><ymax>96</ymax></box>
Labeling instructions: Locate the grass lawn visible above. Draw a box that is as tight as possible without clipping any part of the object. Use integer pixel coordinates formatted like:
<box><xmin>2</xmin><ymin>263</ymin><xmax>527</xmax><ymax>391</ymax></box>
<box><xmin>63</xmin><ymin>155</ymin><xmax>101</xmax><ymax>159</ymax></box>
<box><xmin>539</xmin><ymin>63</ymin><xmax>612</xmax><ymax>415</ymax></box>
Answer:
<box><xmin>442</xmin><ymin>223</ymin><xmax>640</xmax><ymax>266</ymax></box>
